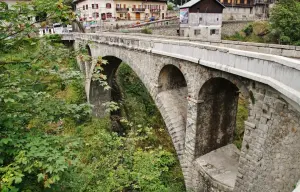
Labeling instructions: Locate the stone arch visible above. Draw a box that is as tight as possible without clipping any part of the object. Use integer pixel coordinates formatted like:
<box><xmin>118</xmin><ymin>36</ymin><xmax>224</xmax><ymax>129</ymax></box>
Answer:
<box><xmin>195</xmin><ymin>77</ymin><xmax>240</xmax><ymax>158</ymax></box>
<box><xmin>156</xmin><ymin>64</ymin><xmax>188</xmax><ymax>163</ymax></box>
<box><xmin>158</xmin><ymin>64</ymin><xmax>187</xmax><ymax>92</ymax></box>
<box><xmin>88</xmin><ymin>55</ymin><xmax>123</xmax><ymax>117</ymax></box>
<box><xmin>78</xmin><ymin>42</ymin><xmax>189</xmax><ymax>187</ymax></box>
<box><xmin>191</xmin><ymin>76</ymin><xmax>250</xmax><ymax>191</ymax></box>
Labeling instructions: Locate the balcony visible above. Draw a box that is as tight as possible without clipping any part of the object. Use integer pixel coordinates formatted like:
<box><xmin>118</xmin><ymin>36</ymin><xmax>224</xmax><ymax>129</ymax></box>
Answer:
<box><xmin>222</xmin><ymin>2</ymin><xmax>254</xmax><ymax>7</ymax></box>
<box><xmin>116</xmin><ymin>8</ymin><xmax>129</xmax><ymax>12</ymax></box>
<box><xmin>150</xmin><ymin>9</ymin><xmax>161</xmax><ymax>13</ymax></box>
<box><xmin>132</xmin><ymin>8</ymin><xmax>145</xmax><ymax>12</ymax></box>
<box><xmin>255</xmin><ymin>0</ymin><xmax>275</xmax><ymax>4</ymax></box>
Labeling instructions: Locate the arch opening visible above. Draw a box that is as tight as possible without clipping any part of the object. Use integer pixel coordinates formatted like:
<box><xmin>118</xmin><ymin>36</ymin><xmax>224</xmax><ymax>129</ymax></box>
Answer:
<box><xmin>89</xmin><ymin>55</ymin><xmax>122</xmax><ymax>118</ymax></box>
<box><xmin>87</xmin><ymin>55</ymin><xmax>186</xmax><ymax>190</ymax></box>
<box><xmin>158</xmin><ymin>64</ymin><xmax>187</xmax><ymax>92</ymax></box>
<box><xmin>157</xmin><ymin>65</ymin><xmax>188</xmax><ymax>161</ymax></box>
<box><xmin>194</xmin><ymin>77</ymin><xmax>247</xmax><ymax>190</ymax></box>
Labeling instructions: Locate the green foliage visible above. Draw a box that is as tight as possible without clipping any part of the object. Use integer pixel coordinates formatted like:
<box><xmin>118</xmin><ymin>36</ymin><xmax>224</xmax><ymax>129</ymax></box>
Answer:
<box><xmin>52</xmin><ymin>118</ymin><xmax>183</xmax><ymax>192</ymax></box>
<box><xmin>141</xmin><ymin>27</ymin><xmax>152</xmax><ymax>34</ymax></box>
<box><xmin>167</xmin><ymin>2</ymin><xmax>174</xmax><ymax>10</ymax></box>
<box><xmin>0</xmin><ymin>1</ymin><xmax>91</xmax><ymax>190</ymax></box>
<box><xmin>115</xmin><ymin>63</ymin><xmax>185</xmax><ymax>191</ymax></box>
<box><xmin>270</xmin><ymin>0</ymin><xmax>300</xmax><ymax>45</ymax></box>
<box><xmin>234</xmin><ymin>97</ymin><xmax>249</xmax><ymax>150</ymax></box>
<box><xmin>223</xmin><ymin>21</ymin><xmax>272</xmax><ymax>43</ymax></box>
<box><xmin>1</xmin><ymin>1</ymin><xmax>185</xmax><ymax>191</ymax></box>
<box><xmin>243</xmin><ymin>24</ymin><xmax>253</xmax><ymax>36</ymax></box>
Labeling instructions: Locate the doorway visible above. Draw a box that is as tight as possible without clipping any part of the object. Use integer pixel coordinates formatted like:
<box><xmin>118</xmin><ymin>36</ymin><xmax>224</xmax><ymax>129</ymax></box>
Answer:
<box><xmin>136</xmin><ymin>12</ymin><xmax>140</xmax><ymax>20</ymax></box>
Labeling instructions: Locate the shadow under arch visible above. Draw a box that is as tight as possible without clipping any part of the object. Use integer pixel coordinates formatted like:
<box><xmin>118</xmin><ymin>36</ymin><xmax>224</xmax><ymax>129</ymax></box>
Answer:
<box><xmin>195</xmin><ymin>77</ymin><xmax>243</xmax><ymax>158</ymax></box>
<box><xmin>88</xmin><ymin>55</ymin><xmax>122</xmax><ymax>117</ymax></box>
<box><xmin>193</xmin><ymin>77</ymin><xmax>249</xmax><ymax>191</ymax></box>
<box><xmin>156</xmin><ymin>64</ymin><xmax>188</xmax><ymax>162</ymax></box>
<box><xmin>158</xmin><ymin>64</ymin><xmax>187</xmax><ymax>92</ymax></box>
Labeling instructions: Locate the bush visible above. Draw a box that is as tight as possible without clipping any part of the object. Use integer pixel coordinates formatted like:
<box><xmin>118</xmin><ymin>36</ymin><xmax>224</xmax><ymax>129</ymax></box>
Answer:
<box><xmin>243</xmin><ymin>24</ymin><xmax>253</xmax><ymax>36</ymax></box>
<box><xmin>141</xmin><ymin>27</ymin><xmax>152</xmax><ymax>34</ymax></box>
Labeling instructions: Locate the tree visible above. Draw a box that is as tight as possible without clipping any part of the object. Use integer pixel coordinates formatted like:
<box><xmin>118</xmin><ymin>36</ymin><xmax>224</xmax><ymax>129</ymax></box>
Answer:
<box><xmin>0</xmin><ymin>1</ymin><xmax>90</xmax><ymax>190</ymax></box>
<box><xmin>269</xmin><ymin>0</ymin><xmax>300</xmax><ymax>45</ymax></box>
<box><xmin>167</xmin><ymin>2</ymin><xmax>174</xmax><ymax>10</ymax></box>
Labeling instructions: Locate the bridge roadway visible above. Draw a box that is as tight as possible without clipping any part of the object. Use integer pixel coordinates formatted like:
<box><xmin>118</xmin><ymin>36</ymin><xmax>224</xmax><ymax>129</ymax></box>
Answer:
<box><xmin>62</xmin><ymin>32</ymin><xmax>300</xmax><ymax>192</ymax></box>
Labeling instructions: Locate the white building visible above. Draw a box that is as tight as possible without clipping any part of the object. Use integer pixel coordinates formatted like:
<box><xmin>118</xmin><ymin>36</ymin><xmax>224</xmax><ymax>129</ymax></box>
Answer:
<box><xmin>73</xmin><ymin>0</ymin><xmax>116</xmax><ymax>22</ymax></box>
<box><xmin>179</xmin><ymin>0</ymin><xmax>225</xmax><ymax>41</ymax></box>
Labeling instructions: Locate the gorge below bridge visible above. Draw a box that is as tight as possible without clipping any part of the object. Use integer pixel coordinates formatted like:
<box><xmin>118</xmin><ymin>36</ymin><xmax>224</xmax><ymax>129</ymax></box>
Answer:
<box><xmin>62</xmin><ymin>33</ymin><xmax>300</xmax><ymax>192</ymax></box>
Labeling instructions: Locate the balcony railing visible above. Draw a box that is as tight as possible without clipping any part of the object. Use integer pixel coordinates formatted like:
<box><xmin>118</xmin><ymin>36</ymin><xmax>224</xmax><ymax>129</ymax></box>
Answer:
<box><xmin>132</xmin><ymin>8</ymin><xmax>145</xmax><ymax>12</ymax></box>
<box><xmin>222</xmin><ymin>2</ymin><xmax>254</xmax><ymax>7</ymax></box>
<box><xmin>116</xmin><ymin>8</ymin><xmax>129</xmax><ymax>12</ymax></box>
<box><xmin>255</xmin><ymin>0</ymin><xmax>275</xmax><ymax>4</ymax></box>
<box><xmin>150</xmin><ymin>9</ymin><xmax>161</xmax><ymax>12</ymax></box>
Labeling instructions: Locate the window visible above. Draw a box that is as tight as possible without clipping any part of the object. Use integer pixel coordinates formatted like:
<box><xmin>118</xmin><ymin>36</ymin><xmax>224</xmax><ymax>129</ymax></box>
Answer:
<box><xmin>133</xmin><ymin>5</ymin><xmax>136</xmax><ymax>8</ymax></box>
<box><xmin>92</xmin><ymin>12</ymin><xmax>99</xmax><ymax>18</ymax></box>
<box><xmin>83</xmin><ymin>5</ymin><xmax>85</xmax><ymax>10</ymax></box>
<box><xmin>217</xmin><ymin>18</ymin><xmax>219</xmax><ymax>21</ymax></box>
<box><xmin>120</xmin><ymin>13</ymin><xmax>123</xmax><ymax>17</ymax></box>
<box><xmin>124</xmin><ymin>4</ymin><xmax>126</xmax><ymax>8</ymax></box>
<box><xmin>194</xmin><ymin>29</ymin><xmax>201</xmax><ymax>35</ymax></box>
<box><xmin>210</xmin><ymin>29</ymin><xmax>216</xmax><ymax>35</ymax></box>
<box><xmin>116</xmin><ymin>4</ymin><xmax>120</xmax><ymax>8</ymax></box>
<box><xmin>162</xmin><ymin>5</ymin><xmax>164</xmax><ymax>10</ymax></box>
<box><xmin>107</xmin><ymin>12</ymin><xmax>112</xmax><ymax>18</ymax></box>
<box><xmin>197</xmin><ymin>8</ymin><xmax>200</xmax><ymax>12</ymax></box>
<box><xmin>86</xmin><ymin>5</ymin><xmax>88</xmax><ymax>10</ymax></box>
<box><xmin>92</xmin><ymin>4</ymin><xmax>99</xmax><ymax>9</ymax></box>
<box><xmin>106</xmin><ymin>3</ymin><xmax>111</xmax><ymax>8</ymax></box>
<box><xmin>199</xmin><ymin>17</ymin><xmax>202</xmax><ymax>23</ymax></box>
<box><xmin>101</xmin><ymin>13</ymin><xmax>106</xmax><ymax>20</ymax></box>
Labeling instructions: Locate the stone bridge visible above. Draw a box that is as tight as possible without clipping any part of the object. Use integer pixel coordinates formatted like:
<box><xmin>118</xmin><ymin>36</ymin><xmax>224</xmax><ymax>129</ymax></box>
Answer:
<box><xmin>62</xmin><ymin>33</ymin><xmax>300</xmax><ymax>192</ymax></box>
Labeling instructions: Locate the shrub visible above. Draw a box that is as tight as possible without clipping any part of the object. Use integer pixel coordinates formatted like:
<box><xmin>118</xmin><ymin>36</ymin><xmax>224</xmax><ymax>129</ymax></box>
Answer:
<box><xmin>243</xmin><ymin>24</ymin><xmax>253</xmax><ymax>36</ymax></box>
<box><xmin>141</xmin><ymin>27</ymin><xmax>152</xmax><ymax>34</ymax></box>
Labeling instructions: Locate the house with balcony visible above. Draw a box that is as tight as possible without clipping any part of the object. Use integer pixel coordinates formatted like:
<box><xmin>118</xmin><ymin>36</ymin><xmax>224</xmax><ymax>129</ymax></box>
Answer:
<box><xmin>73</xmin><ymin>0</ymin><xmax>115</xmax><ymax>21</ymax></box>
<box><xmin>220</xmin><ymin>0</ymin><xmax>275</xmax><ymax>20</ymax></box>
<box><xmin>114</xmin><ymin>0</ymin><xmax>167</xmax><ymax>20</ymax></box>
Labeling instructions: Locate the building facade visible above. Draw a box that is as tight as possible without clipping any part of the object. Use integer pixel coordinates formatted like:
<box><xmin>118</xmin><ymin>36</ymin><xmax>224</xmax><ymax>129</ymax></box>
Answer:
<box><xmin>220</xmin><ymin>0</ymin><xmax>275</xmax><ymax>20</ymax></box>
<box><xmin>74</xmin><ymin>0</ymin><xmax>116</xmax><ymax>21</ymax></box>
<box><xmin>74</xmin><ymin>0</ymin><xmax>167</xmax><ymax>21</ymax></box>
<box><xmin>179</xmin><ymin>0</ymin><xmax>224</xmax><ymax>40</ymax></box>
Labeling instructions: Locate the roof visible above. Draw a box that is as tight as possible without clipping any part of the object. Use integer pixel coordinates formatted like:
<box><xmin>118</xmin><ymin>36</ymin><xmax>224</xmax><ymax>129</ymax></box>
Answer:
<box><xmin>180</xmin><ymin>0</ymin><xmax>225</xmax><ymax>9</ymax></box>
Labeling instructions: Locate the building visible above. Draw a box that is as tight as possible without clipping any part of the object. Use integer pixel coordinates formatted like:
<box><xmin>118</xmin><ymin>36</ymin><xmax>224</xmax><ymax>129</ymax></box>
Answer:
<box><xmin>114</xmin><ymin>0</ymin><xmax>167</xmax><ymax>20</ymax></box>
<box><xmin>73</xmin><ymin>0</ymin><xmax>167</xmax><ymax>21</ymax></box>
<box><xmin>220</xmin><ymin>0</ymin><xmax>275</xmax><ymax>20</ymax></box>
<box><xmin>74</xmin><ymin>0</ymin><xmax>116</xmax><ymax>21</ymax></box>
<box><xmin>179</xmin><ymin>0</ymin><xmax>225</xmax><ymax>40</ymax></box>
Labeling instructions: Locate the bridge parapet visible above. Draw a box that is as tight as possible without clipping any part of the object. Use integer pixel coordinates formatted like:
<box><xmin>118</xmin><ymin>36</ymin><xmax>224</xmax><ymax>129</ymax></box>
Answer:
<box><xmin>65</xmin><ymin>32</ymin><xmax>300</xmax><ymax>109</ymax></box>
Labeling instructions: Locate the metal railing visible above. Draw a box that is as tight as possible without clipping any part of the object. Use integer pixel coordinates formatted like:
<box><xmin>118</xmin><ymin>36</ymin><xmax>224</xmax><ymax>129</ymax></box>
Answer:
<box><xmin>116</xmin><ymin>8</ymin><xmax>129</xmax><ymax>12</ymax></box>
<box><xmin>132</xmin><ymin>8</ymin><xmax>146</xmax><ymax>12</ymax></box>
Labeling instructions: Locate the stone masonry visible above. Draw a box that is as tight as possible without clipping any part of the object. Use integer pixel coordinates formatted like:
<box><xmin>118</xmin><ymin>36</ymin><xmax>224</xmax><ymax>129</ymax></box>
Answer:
<box><xmin>63</xmin><ymin>33</ymin><xmax>300</xmax><ymax>192</ymax></box>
